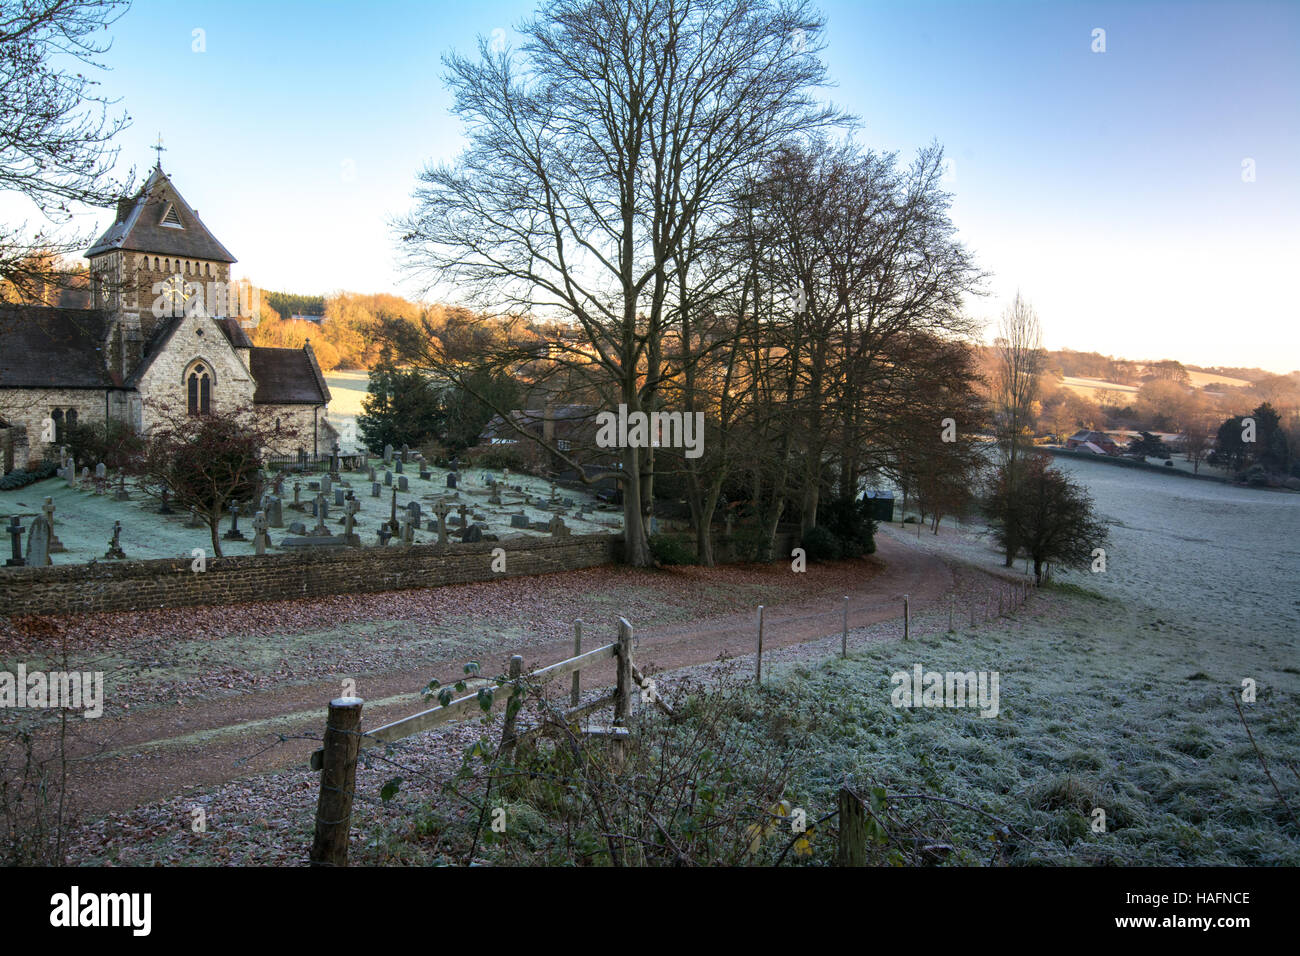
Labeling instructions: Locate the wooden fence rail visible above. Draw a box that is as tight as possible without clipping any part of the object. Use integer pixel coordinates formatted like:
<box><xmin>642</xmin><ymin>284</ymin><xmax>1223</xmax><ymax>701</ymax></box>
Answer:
<box><xmin>308</xmin><ymin>617</ymin><xmax>640</xmax><ymax>866</ymax></box>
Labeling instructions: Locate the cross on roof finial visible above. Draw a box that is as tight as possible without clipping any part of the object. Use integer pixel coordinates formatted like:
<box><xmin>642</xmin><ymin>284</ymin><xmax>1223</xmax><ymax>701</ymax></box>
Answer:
<box><xmin>153</xmin><ymin>133</ymin><xmax>166</xmax><ymax>169</ymax></box>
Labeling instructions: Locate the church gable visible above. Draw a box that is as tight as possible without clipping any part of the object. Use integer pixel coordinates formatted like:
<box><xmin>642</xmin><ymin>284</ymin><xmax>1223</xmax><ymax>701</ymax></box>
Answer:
<box><xmin>132</xmin><ymin>313</ymin><xmax>255</xmax><ymax>429</ymax></box>
<box><xmin>87</xmin><ymin>167</ymin><xmax>236</xmax><ymax>265</ymax></box>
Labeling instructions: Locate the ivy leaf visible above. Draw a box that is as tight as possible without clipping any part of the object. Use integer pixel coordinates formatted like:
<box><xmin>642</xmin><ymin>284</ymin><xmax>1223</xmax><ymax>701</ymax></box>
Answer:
<box><xmin>438</xmin><ymin>688</ymin><xmax>453</xmax><ymax>707</ymax></box>
<box><xmin>477</xmin><ymin>687</ymin><xmax>495</xmax><ymax>712</ymax></box>
<box><xmin>380</xmin><ymin>777</ymin><xmax>402</xmax><ymax>802</ymax></box>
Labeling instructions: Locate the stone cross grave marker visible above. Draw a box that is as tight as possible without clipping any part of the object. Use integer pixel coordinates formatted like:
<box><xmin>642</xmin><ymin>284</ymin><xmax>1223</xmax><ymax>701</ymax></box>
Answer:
<box><xmin>252</xmin><ymin>510</ymin><xmax>269</xmax><ymax>555</ymax></box>
<box><xmin>433</xmin><ymin>499</ymin><xmax>452</xmax><ymax>548</ymax></box>
<box><xmin>5</xmin><ymin>516</ymin><xmax>24</xmax><ymax>566</ymax></box>
<box><xmin>343</xmin><ymin>497</ymin><xmax>361</xmax><ymax>546</ymax></box>
<box><xmin>311</xmin><ymin>495</ymin><xmax>331</xmax><ymax>536</ymax></box>
<box><xmin>224</xmin><ymin>502</ymin><xmax>248</xmax><ymax>541</ymax></box>
<box><xmin>105</xmin><ymin>520</ymin><xmax>126</xmax><ymax>559</ymax></box>
<box><xmin>42</xmin><ymin>498</ymin><xmax>65</xmax><ymax>553</ymax></box>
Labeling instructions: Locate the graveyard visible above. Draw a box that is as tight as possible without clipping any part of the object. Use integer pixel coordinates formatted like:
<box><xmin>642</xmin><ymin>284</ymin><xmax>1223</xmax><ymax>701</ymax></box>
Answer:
<box><xmin>1</xmin><ymin>444</ymin><xmax>621</xmax><ymax>568</ymax></box>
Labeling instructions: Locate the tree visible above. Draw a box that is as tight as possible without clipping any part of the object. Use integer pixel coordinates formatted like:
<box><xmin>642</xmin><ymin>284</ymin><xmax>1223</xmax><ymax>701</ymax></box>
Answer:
<box><xmin>990</xmin><ymin>292</ymin><xmax>1043</xmax><ymax>565</ymax></box>
<box><xmin>0</xmin><ymin>0</ymin><xmax>132</xmax><ymax>301</ymax></box>
<box><xmin>985</xmin><ymin>454</ymin><xmax>1110</xmax><ymax>583</ymax></box>
<box><xmin>395</xmin><ymin>0</ymin><xmax>839</xmax><ymax>566</ymax></box>
<box><xmin>139</xmin><ymin>405</ymin><xmax>289</xmax><ymax>558</ymax></box>
<box><xmin>1127</xmin><ymin>431</ymin><xmax>1167</xmax><ymax>459</ymax></box>
<box><xmin>357</xmin><ymin>353</ymin><xmax>442</xmax><ymax>453</ymax></box>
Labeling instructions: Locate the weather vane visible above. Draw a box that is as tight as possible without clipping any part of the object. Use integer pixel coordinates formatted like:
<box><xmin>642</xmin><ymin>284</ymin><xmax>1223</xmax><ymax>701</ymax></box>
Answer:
<box><xmin>153</xmin><ymin>133</ymin><xmax>166</xmax><ymax>169</ymax></box>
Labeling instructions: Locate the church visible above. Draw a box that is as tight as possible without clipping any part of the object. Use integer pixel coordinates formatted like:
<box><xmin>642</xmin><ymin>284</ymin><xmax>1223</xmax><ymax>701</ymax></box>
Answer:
<box><xmin>0</xmin><ymin>162</ymin><xmax>333</xmax><ymax>473</ymax></box>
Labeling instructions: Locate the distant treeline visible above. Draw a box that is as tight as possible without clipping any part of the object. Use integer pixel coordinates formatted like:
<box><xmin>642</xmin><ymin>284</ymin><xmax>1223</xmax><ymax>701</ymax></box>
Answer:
<box><xmin>264</xmin><ymin>291</ymin><xmax>325</xmax><ymax>317</ymax></box>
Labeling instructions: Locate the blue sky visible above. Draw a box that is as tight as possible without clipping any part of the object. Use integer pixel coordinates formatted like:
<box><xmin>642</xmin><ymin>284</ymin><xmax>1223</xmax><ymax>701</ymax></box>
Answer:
<box><xmin>16</xmin><ymin>0</ymin><xmax>1300</xmax><ymax>371</ymax></box>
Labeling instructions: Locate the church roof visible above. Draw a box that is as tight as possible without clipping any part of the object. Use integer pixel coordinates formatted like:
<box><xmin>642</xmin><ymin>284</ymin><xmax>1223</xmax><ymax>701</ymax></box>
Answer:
<box><xmin>249</xmin><ymin>347</ymin><xmax>331</xmax><ymax>405</ymax></box>
<box><xmin>0</xmin><ymin>306</ymin><xmax>120</xmax><ymax>388</ymax></box>
<box><xmin>86</xmin><ymin>166</ymin><xmax>237</xmax><ymax>263</ymax></box>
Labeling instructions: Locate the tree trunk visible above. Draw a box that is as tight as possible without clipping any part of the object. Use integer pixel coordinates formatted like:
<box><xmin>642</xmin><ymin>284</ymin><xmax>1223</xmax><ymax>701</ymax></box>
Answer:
<box><xmin>208</xmin><ymin>516</ymin><xmax>223</xmax><ymax>559</ymax></box>
<box><xmin>621</xmin><ymin>445</ymin><xmax>652</xmax><ymax>566</ymax></box>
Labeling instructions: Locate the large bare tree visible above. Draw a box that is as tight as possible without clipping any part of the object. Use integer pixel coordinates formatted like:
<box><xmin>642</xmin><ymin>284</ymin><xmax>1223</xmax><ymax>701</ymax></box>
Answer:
<box><xmin>991</xmin><ymin>291</ymin><xmax>1043</xmax><ymax>565</ymax></box>
<box><xmin>395</xmin><ymin>0</ymin><xmax>839</xmax><ymax>566</ymax></box>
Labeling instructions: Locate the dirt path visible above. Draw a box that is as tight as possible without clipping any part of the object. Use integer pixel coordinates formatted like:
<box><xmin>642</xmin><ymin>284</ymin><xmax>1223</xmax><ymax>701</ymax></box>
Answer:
<box><xmin>41</xmin><ymin>535</ymin><xmax>957</xmax><ymax>815</ymax></box>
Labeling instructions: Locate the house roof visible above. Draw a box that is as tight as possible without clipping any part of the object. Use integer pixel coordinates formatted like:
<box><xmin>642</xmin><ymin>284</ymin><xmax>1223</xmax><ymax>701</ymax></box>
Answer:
<box><xmin>0</xmin><ymin>305</ymin><xmax>120</xmax><ymax>388</ymax></box>
<box><xmin>249</xmin><ymin>347</ymin><xmax>331</xmax><ymax>405</ymax></box>
<box><xmin>86</xmin><ymin>166</ymin><xmax>236</xmax><ymax>263</ymax></box>
<box><xmin>215</xmin><ymin>317</ymin><xmax>254</xmax><ymax>349</ymax></box>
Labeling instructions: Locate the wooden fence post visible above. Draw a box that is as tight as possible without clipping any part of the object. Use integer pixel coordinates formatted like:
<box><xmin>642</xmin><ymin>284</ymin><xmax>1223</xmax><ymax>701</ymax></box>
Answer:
<box><xmin>903</xmin><ymin>595</ymin><xmax>910</xmax><ymax>640</ymax></box>
<box><xmin>841</xmin><ymin>596</ymin><xmax>849</xmax><ymax>659</ymax></box>
<box><xmin>310</xmin><ymin>696</ymin><xmax>363</xmax><ymax>867</ymax></box>
<box><xmin>613</xmin><ymin>617</ymin><xmax>634</xmax><ymax>725</ymax></box>
<box><xmin>499</xmin><ymin>655</ymin><xmax>523</xmax><ymax>757</ymax></box>
<box><xmin>755</xmin><ymin>605</ymin><xmax>765</xmax><ymax>686</ymax></box>
<box><xmin>571</xmin><ymin>619</ymin><xmax>582</xmax><ymax>707</ymax></box>
<box><xmin>836</xmin><ymin>786</ymin><xmax>867</xmax><ymax>866</ymax></box>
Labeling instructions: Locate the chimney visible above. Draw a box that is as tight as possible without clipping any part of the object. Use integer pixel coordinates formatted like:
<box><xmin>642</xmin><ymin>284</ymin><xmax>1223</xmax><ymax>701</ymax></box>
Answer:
<box><xmin>116</xmin><ymin>197</ymin><xmax>133</xmax><ymax>222</ymax></box>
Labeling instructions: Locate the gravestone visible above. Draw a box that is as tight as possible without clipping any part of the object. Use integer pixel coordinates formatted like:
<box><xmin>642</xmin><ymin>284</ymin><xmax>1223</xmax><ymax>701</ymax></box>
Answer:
<box><xmin>223</xmin><ymin>502</ymin><xmax>248</xmax><ymax>541</ymax></box>
<box><xmin>397</xmin><ymin>476</ymin><xmax>409</xmax><ymax>491</ymax></box>
<box><xmin>425</xmin><ymin>519</ymin><xmax>437</xmax><ymax>532</ymax></box>
<box><xmin>104</xmin><ymin>520</ymin><xmax>126</xmax><ymax>560</ymax></box>
<box><xmin>489</xmin><ymin>487</ymin><xmax>502</xmax><ymax>506</ymax></box>
<box><xmin>401</xmin><ymin>444</ymin><xmax>410</xmax><ymax>463</ymax></box>
<box><xmin>308</xmin><ymin>481</ymin><xmax>320</xmax><ymax>492</ymax></box>
<box><xmin>342</xmin><ymin>498</ymin><xmax>361</xmax><ymax>547</ymax></box>
<box><xmin>66</xmin><ymin>459</ymin><xmax>78</xmax><ymax>488</ymax></box>
<box><xmin>334</xmin><ymin>488</ymin><xmax>345</xmax><ymax>507</ymax></box>
<box><xmin>5</xmin><ymin>516</ymin><xmax>24</xmax><ymax>567</ymax></box>
<box><xmin>321</xmin><ymin>475</ymin><xmax>332</xmax><ymax>497</ymax></box>
<box><xmin>266</xmin><ymin>496</ymin><xmax>284</xmax><ymax>528</ymax></box>
<box><xmin>419</xmin><ymin>468</ymin><xmax>431</xmax><ymax>480</ymax></box>
<box><xmin>463</xmin><ymin>524</ymin><xmax>484</xmax><ymax>544</ymax></box>
<box><xmin>383</xmin><ymin>444</ymin><xmax>394</xmax><ymax>464</ymax></box>
<box><xmin>95</xmin><ymin>462</ymin><xmax>106</xmax><ymax>481</ymax></box>
<box><xmin>158</xmin><ymin>487</ymin><xmax>174</xmax><ymax>515</ymax></box>
<box><xmin>252</xmin><ymin>510</ymin><xmax>269</xmax><ymax>556</ymax></box>
<box><xmin>387</xmin><ymin>489</ymin><xmax>401</xmax><ymax>535</ymax></box>
<box><xmin>26</xmin><ymin>515</ymin><xmax>51</xmax><ymax>567</ymax></box>
<box><xmin>377</xmin><ymin>526</ymin><xmax>393</xmax><ymax>546</ymax></box>
<box><xmin>185</xmin><ymin>507</ymin><xmax>204</xmax><ymax>528</ymax></box>
<box><xmin>112</xmin><ymin>473</ymin><xmax>130</xmax><ymax>501</ymax></box>
<box><xmin>371</xmin><ymin>482</ymin><xmax>381</xmax><ymax>498</ymax></box>
<box><xmin>510</xmin><ymin>513</ymin><xmax>529</xmax><ymax>529</ymax></box>
<box><xmin>289</xmin><ymin>521</ymin><xmax>308</xmax><ymax>535</ymax></box>
<box><xmin>548</xmin><ymin>515</ymin><xmax>570</xmax><ymax>537</ymax></box>
<box><xmin>42</xmin><ymin>498</ymin><xmax>65</xmax><ymax>553</ymax></box>
<box><xmin>433</xmin><ymin>499</ymin><xmax>452</xmax><ymax>548</ymax></box>
<box><xmin>293</xmin><ymin>482</ymin><xmax>302</xmax><ymax>507</ymax></box>
<box><xmin>395</xmin><ymin>460</ymin><xmax>404</xmax><ymax>474</ymax></box>
<box><xmin>407</xmin><ymin>501</ymin><xmax>422</xmax><ymax>524</ymax></box>
<box><xmin>446</xmin><ymin>472</ymin><xmax>458</xmax><ymax>489</ymax></box>
<box><xmin>384</xmin><ymin>471</ymin><xmax>392</xmax><ymax>486</ymax></box>
<box><xmin>311</xmin><ymin>495</ymin><xmax>330</xmax><ymax>536</ymax></box>
<box><xmin>367</xmin><ymin>465</ymin><xmax>376</xmax><ymax>482</ymax></box>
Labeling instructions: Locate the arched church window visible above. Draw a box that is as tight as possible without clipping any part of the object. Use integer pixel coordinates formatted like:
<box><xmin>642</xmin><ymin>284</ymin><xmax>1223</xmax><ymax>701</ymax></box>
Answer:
<box><xmin>51</xmin><ymin>409</ymin><xmax>63</xmax><ymax>442</ymax></box>
<box><xmin>187</xmin><ymin>364</ymin><xmax>212</xmax><ymax>416</ymax></box>
<box><xmin>66</xmin><ymin>409</ymin><xmax>77</xmax><ymax>428</ymax></box>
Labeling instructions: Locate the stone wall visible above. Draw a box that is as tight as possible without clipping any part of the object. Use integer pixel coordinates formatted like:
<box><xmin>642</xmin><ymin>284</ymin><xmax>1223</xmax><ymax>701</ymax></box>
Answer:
<box><xmin>0</xmin><ymin>533</ymin><xmax>622</xmax><ymax>617</ymax></box>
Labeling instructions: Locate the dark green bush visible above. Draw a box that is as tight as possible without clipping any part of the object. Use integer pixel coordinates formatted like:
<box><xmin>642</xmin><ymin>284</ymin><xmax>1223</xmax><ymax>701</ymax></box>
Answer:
<box><xmin>800</xmin><ymin>525</ymin><xmax>842</xmax><ymax>561</ymax></box>
<box><xmin>0</xmin><ymin>461</ymin><xmax>58</xmax><ymax>491</ymax></box>
<box><xmin>649</xmin><ymin>533</ymin><xmax>696</xmax><ymax>566</ymax></box>
<box><xmin>818</xmin><ymin>497</ymin><xmax>877</xmax><ymax>557</ymax></box>
<box><xmin>726</xmin><ymin>525</ymin><xmax>771</xmax><ymax>562</ymax></box>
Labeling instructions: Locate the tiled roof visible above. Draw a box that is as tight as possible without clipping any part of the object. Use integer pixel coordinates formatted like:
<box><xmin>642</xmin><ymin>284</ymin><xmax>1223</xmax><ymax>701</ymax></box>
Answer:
<box><xmin>249</xmin><ymin>347</ymin><xmax>330</xmax><ymax>405</ymax></box>
<box><xmin>0</xmin><ymin>306</ymin><xmax>119</xmax><ymax>388</ymax></box>
<box><xmin>86</xmin><ymin>167</ymin><xmax>236</xmax><ymax>263</ymax></box>
<box><xmin>216</xmin><ymin>317</ymin><xmax>254</xmax><ymax>349</ymax></box>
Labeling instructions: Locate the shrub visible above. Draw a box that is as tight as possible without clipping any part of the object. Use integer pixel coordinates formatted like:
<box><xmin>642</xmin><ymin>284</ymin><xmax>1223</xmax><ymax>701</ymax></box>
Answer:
<box><xmin>727</xmin><ymin>524</ymin><xmax>771</xmax><ymax>562</ymax></box>
<box><xmin>0</xmin><ymin>461</ymin><xmax>58</xmax><ymax>491</ymax></box>
<box><xmin>819</xmin><ymin>497</ymin><xmax>877</xmax><ymax>557</ymax></box>
<box><xmin>649</xmin><ymin>533</ymin><xmax>696</xmax><ymax>566</ymax></box>
<box><xmin>64</xmin><ymin>420</ymin><xmax>145</xmax><ymax>473</ymax></box>
<box><xmin>800</xmin><ymin>525</ymin><xmax>842</xmax><ymax>561</ymax></box>
<box><xmin>465</xmin><ymin>445</ymin><xmax>529</xmax><ymax>472</ymax></box>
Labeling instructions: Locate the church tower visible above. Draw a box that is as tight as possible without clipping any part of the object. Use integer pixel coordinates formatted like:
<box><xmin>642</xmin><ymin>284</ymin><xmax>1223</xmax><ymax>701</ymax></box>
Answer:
<box><xmin>86</xmin><ymin>160</ymin><xmax>239</xmax><ymax>379</ymax></box>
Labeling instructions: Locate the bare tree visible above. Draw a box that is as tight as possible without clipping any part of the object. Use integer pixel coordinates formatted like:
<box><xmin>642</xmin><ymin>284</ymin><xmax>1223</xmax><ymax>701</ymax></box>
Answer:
<box><xmin>0</xmin><ymin>0</ymin><xmax>133</xmax><ymax>301</ymax></box>
<box><xmin>991</xmin><ymin>292</ymin><xmax>1042</xmax><ymax>565</ymax></box>
<box><xmin>394</xmin><ymin>0</ymin><xmax>839</xmax><ymax>565</ymax></box>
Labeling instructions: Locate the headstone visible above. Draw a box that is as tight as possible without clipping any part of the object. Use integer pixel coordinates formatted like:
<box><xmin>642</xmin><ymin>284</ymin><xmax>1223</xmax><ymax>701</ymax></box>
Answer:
<box><xmin>320</xmin><ymin>475</ymin><xmax>332</xmax><ymax>497</ymax></box>
<box><xmin>311</xmin><ymin>495</ymin><xmax>330</xmax><ymax>536</ymax></box>
<box><xmin>433</xmin><ymin>499</ymin><xmax>452</xmax><ymax>548</ymax></box>
<box><xmin>407</xmin><ymin>501</ymin><xmax>422</xmax><ymax>524</ymax></box>
<box><xmin>463</xmin><ymin>524</ymin><xmax>484</xmax><ymax>543</ymax></box>
<box><xmin>334</xmin><ymin>488</ymin><xmax>345</xmax><ymax>507</ymax></box>
<box><xmin>371</xmin><ymin>482</ymin><xmax>381</xmax><ymax>498</ymax></box>
<box><xmin>446</xmin><ymin>472</ymin><xmax>458</xmax><ymax>489</ymax></box>
<box><xmin>66</xmin><ymin>459</ymin><xmax>78</xmax><ymax>488</ymax></box>
<box><xmin>293</xmin><ymin>482</ymin><xmax>302</xmax><ymax>506</ymax></box>
<box><xmin>387</xmin><ymin>488</ymin><xmax>401</xmax><ymax>534</ymax></box>
<box><xmin>114</xmin><ymin>472</ymin><xmax>129</xmax><ymax>501</ymax></box>
<box><xmin>272</xmin><ymin>472</ymin><xmax>286</xmax><ymax>497</ymax></box>
<box><xmin>104</xmin><ymin>520</ymin><xmax>126</xmax><ymax>560</ymax></box>
<box><xmin>377</xmin><ymin>526</ymin><xmax>393</xmax><ymax>546</ymax></box>
<box><xmin>425</xmin><ymin>519</ymin><xmax>437</xmax><ymax>532</ymax></box>
<box><xmin>26</xmin><ymin>516</ymin><xmax>51</xmax><ymax>566</ymax></box>
<box><xmin>395</xmin><ymin>460</ymin><xmax>404</xmax><ymax>474</ymax></box>
<box><xmin>419</xmin><ymin>468</ymin><xmax>431</xmax><ymax>480</ymax></box>
<box><xmin>289</xmin><ymin>521</ymin><xmax>308</xmax><ymax>535</ymax></box>
<box><xmin>223</xmin><ymin>502</ymin><xmax>248</xmax><ymax>541</ymax></box>
<box><xmin>510</xmin><ymin>513</ymin><xmax>529</xmax><ymax>529</ymax></box>
<box><xmin>367</xmin><ymin>465</ymin><xmax>376</xmax><ymax>482</ymax></box>
<box><xmin>266</xmin><ymin>496</ymin><xmax>284</xmax><ymax>528</ymax></box>
<box><xmin>397</xmin><ymin>476</ymin><xmax>409</xmax><ymax>492</ymax></box>
<box><xmin>343</xmin><ymin>498</ymin><xmax>361</xmax><ymax>547</ymax></box>
<box><xmin>252</xmin><ymin>510</ymin><xmax>269</xmax><ymax>556</ymax></box>
<box><xmin>548</xmin><ymin>515</ymin><xmax>570</xmax><ymax>537</ymax></box>
<box><xmin>95</xmin><ymin>462</ymin><xmax>106</xmax><ymax>480</ymax></box>
<box><xmin>5</xmin><ymin>516</ymin><xmax>24</xmax><ymax>566</ymax></box>
<box><xmin>384</xmin><ymin>471</ymin><xmax>392</xmax><ymax>486</ymax></box>
<box><xmin>158</xmin><ymin>487</ymin><xmax>174</xmax><ymax>515</ymax></box>
<box><xmin>383</xmin><ymin>444</ymin><xmax>394</xmax><ymax>464</ymax></box>
<box><xmin>185</xmin><ymin>507</ymin><xmax>204</xmax><ymax>529</ymax></box>
<box><xmin>457</xmin><ymin>503</ymin><xmax>469</xmax><ymax>529</ymax></box>
<box><xmin>308</xmin><ymin>481</ymin><xmax>320</xmax><ymax>492</ymax></box>
<box><xmin>489</xmin><ymin>487</ymin><xmax>502</xmax><ymax>505</ymax></box>
<box><xmin>401</xmin><ymin>443</ymin><xmax>410</xmax><ymax>462</ymax></box>
<box><xmin>42</xmin><ymin>498</ymin><xmax>65</xmax><ymax>553</ymax></box>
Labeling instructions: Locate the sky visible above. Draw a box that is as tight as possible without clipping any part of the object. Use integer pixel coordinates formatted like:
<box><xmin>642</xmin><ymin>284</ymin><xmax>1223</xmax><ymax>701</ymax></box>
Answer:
<box><xmin>10</xmin><ymin>0</ymin><xmax>1300</xmax><ymax>372</ymax></box>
